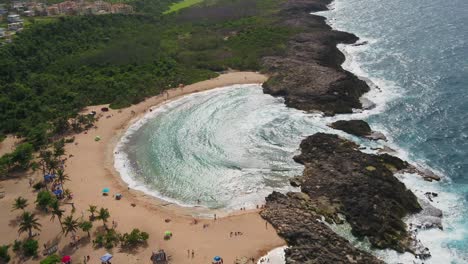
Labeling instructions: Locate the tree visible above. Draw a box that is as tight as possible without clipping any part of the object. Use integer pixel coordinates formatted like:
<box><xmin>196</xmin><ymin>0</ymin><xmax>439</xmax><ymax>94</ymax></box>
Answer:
<box><xmin>0</xmin><ymin>245</ymin><xmax>10</xmax><ymax>263</ymax></box>
<box><xmin>56</xmin><ymin>169</ymin><xmax>69</xmax><ymax>187</ymax></box>
<box><xmin>87</xmin><ymin>205</ymin><xmax>97</xmax><ymax>221</ymax></box>
<box><xmin>36</xmin><ymin>191</ymin><xmax>56</xmax><ymax>211</ymax></box>
<box><xmin>94</xmin><ymin>229</ymin><xmax>119</xmax><ymax>249</ymax></box>
<box><xmin>10</xmin><ymin>143</ymin><xmax>34</xmax><ymax>169</ymax></box>
<box><xmin>49</xmin><ymin>200</ymin><xmax>65</xmax><ymax>231</ymax></box>
<box><xmin>22</xmin><ymin>239</ymin><xmax>39</xmax><ymax>257</ymax></box>
<box><xmin>62</xmin><ymin>215</ymin><xmax>79</xmax><ymax>237</ymax></box>
<box><xmin>18</xmin><ymin>212</ymin><xmax>42</xmax><ymax>238</ymax></box>
<box><xmin>12</xmin><ymin>196</ymin><xmax>29</xmax><ymax>212</ymax></box>
<box><xmin>79</xmin><ymin>221</ymin><xmax>93</xmax><ymax>238</ymax></box>
<box><xmin>96</xmin><ymin>208</ymin><xmax>110</xmax><ymax>228</ymax></box>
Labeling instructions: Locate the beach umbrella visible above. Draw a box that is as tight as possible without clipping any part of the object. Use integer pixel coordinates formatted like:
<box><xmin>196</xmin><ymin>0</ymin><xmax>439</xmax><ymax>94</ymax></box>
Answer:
<box><xmin>95</xmin><ymin>136</ymin><xmax>101</xmax><ymax>141</ymax></box>
<box><xmin>102</xmin><ymin>187</ymin><xmax>110</xmax><ymax>193</ymax></box>
<box><xmin>53</xmin><ymin>189</ymin><xmax>63</xmax><ymax>196</ymax></box>
<box><xmin>100</xmin><ymin>253</ymin><xmax>113</xmax><ymax>262</ymax></box>
<box><xmin>214</xmin><ymin>256</ymin><xmax>221</xmax><ymax>261</ymax></box>
<box><xmin>164</xmin><ymin>230</ymin><xmax>172</xmax><ymax>236</ymax></box>
<box><xmin>61</xmin><ymin>255</ymin><xmax>71</xmax><ymax>263</ymax></box>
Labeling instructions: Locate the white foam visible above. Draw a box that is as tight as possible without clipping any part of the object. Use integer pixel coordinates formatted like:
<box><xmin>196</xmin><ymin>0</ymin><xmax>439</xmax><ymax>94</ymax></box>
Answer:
<box><xmin>316</xmin><ymin>2</ymin><xmax>467</xmax><ymax>263</ymax></box>
<box><xmin>257</xmin><ymin>246</ymin><xmax>287</xmax><ymax>264</ymax></box>
<box><xmin>113</xmin><ymin>84</ymin><xmax>266</xmax><ymax>211</ymax></box>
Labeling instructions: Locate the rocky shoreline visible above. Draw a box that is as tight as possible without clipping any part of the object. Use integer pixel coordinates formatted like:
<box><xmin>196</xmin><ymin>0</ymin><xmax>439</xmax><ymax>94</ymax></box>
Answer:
<box><xmin>262</xmin><ymin>0</ymin><xmax>370</xmax><ymax>116</ymax></box>
<box><xmin>259</xmin><ymin>0</ymin><xmax>441</xmax><ymax>262</ymax></box>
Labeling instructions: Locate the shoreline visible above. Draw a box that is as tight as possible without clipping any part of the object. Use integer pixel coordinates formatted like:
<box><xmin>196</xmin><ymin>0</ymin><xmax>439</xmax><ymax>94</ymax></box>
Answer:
<box><xmin>1</xmin><ymin>71</ymin><xmax>287</xmax><ymax>264</ymax></box>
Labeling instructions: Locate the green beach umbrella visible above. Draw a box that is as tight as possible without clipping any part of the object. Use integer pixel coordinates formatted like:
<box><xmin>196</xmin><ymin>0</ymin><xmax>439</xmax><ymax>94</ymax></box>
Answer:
<box><xmin>164</xmin><ymin>231</ymin><xmax>172</xmax><ymax>236</ymax></box>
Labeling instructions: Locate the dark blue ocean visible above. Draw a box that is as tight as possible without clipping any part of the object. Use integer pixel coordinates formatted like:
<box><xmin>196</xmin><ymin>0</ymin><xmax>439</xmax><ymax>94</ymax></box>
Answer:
<box><xmin>323</xmin><ymin>0</ymin><xmax>468</xmax><ymax>262</ymax></box>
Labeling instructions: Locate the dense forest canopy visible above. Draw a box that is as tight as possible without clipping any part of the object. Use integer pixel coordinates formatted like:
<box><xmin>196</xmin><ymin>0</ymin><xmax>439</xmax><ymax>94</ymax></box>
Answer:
<box><xmin>0</xmin><ymin>0</ymin><xmax>293</xmax><ymax>173</ymax></box>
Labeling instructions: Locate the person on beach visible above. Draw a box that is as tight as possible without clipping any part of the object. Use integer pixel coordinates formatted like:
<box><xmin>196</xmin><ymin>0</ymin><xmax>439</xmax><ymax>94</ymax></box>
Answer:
<box><xmin>214</xmin><ymin>214</ymin><xmax>217</xmax><ymax>220</ymax></box>
<box><xmin>191</xmin><ymin>250</ymin><xmax>194</xmax><ymax>258</ymax></box>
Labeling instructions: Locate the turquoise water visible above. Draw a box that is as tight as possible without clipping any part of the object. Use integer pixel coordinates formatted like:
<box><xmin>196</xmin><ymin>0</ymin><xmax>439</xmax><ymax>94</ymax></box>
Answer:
<box><xmin>116</xmin><ymin>85</ymin><xmax>335</xmax><ymax>209</ymax></box>
<box><xmin>323</xmin><ymin>0</ymin><xmax>468</xmax><ymax>262</ymax></box>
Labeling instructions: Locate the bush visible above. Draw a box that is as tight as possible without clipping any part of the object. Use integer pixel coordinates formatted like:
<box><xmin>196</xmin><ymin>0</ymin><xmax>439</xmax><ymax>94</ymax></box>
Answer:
<box><xmin>35</xmin><ymin>191</ymin><xmax>56</xmax><ymax>211</ymax></box>
<box><xmin>0</xmin><ymin>245</ymin><xmax>10</xmax><ymax>263</ymax></box>
<box><xmin>120</xmin><ymin>228</ymin><xmax>149</xmax><ymax>248</ymax></box>
<box><xmin>32</xmin><ymin>182</ymin><xmax>45</xmax><ymax>191</ymax></box>
<box><xmin>22</xmin><ymin>239</ymin><xmax>38</xmax><ymax>257</ymax></box>
<box><xmin>94</xmin><ymin>229</ymin><xmax>120</xmax><ymax>249</ymax></box>
<box><xmin>12</xmin><ymin>240</ymin><xmax>21</xmax><ymax>252</ymax></box>
<box><xmin>40</xmin><ymin>254</ymin><xmax>61</xmax><ymax>264</ymax></box>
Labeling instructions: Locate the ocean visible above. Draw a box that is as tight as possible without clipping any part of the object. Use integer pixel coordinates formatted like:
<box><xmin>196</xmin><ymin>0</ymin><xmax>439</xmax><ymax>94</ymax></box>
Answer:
<box><xmin>321</xmin><ymin>0</ymin><xmax>468</xmax><ymax>262</ymax></box>
<box><xmin>114</xmin><ymin>0</ymin><xmax>468</xmax><ymax>262</ymax></box>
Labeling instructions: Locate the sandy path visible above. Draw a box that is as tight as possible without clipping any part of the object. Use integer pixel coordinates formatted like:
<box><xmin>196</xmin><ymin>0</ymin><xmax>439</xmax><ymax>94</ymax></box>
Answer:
<box><xmin>0</xmin><ymin>72</ymin><xmax>285</xmax><ymax>264</ymax></box>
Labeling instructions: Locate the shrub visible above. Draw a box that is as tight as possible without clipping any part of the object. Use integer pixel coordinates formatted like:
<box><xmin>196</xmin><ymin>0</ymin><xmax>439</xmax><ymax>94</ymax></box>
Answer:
<box><xmin>120</xmin><ymin>228</ymin><xmax>149</xmax><ymax>248</ymax></box>
<box><xmin>0</xmin><ymin>245</ymin><xmax>10</xmax><ymax>263</ymax></box>
<box><xmin>12</xmin><ymin>240</ymin><xmax>21</xmax><ymax>252</ymax></box>
<box><xmin>32</xmin><ymin>182</ymin><xmax>45</xmax><ymax>191</ymax></box>
<box><xmin>22</xmin><ymin>239</ymin><xmax>38</xmax><ymax>257</ymax></box>
<box><xmin>94</xmin><ymin>229</ymin><xmax>120</xmax><ymax>249</ymax></box>
<box><xmin>40</xmin><ymin>254</ymin><xmax>61</xmax><ymax>264</ymax></box>
<box><xmin>35</xmin><ymin>191</ymin><xmax>56</xmax><ymax>211</ymax></box>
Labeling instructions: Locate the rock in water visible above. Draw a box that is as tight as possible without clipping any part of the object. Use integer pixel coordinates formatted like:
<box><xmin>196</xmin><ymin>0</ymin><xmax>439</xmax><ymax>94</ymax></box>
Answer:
<box><xmin>330</xmin><ymin>120</ymin><xmax>372</xmax><ymax>137</ymax></box>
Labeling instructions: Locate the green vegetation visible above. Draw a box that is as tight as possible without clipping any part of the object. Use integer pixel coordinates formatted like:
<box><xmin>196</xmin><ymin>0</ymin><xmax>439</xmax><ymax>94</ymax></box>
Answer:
<box><xmin>94</xmin><ymin>229</ymin><xmax>120</xmax><ymax>249</ymax></box>
<box><xmin>79</xmin><ymin>221</ymin><xmax>93</xmax><ymax>237</ymax></box>
<box><xmin>0</xmin><ymin>245</ymin><xmax>10</xmax><ymax>263</ymax></box>
<box><xmin>40</xmin><ymin>254</ymin><xmax>61</xmax><ymax>264</ymax></box>
<box><xmin>18</xmin><ymin>212</ymin><xmax>42</xmax><ymax>238</ymax></box>
<box><xmin>120</xmin><ymin>228</ymin><xmax>149</xmax><ymax>248</ymax></box>
<box><xmin>62</xmin><ymin>215</ymin><xmax>79</xmax><ymax>236</ymax></box>
<box><xmin>22</xmin><ymin>239</ymin><xmax>39</xmax><ymax>257</ymax></box>
<box><xmin>35</xmin><ymin>191</ymin><xmax>56</xmax><ymax>211</ymax></box>
<box><xmin>11</xmin><ymin>197</ymin><xmax>29</xmax><ymax>212</ymax></box>
<box><xmin>0</xmin><ymin>0</ymin><xmax>296</xmax><ymax>177</ymax></box>
<box><xmin>164</xmin><ymin>0</ymin><xmax>204</xmax><ymax>14</ymax></box>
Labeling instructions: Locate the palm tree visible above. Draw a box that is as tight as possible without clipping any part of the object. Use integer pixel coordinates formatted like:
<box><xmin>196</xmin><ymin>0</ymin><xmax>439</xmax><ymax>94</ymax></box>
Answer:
<box><xmin>96</xmin><ymin>208</ymin><xmax>110</xmax><ymax>229</ymax></box>
<box><xmin>79</xmin><ymin>221</ymin><xmax>93</xmax><ymax>238</ymax></box>
<box><xmin>11</xmin><ymin>196</ymin><xmax>28</xmax><ymax>212</ymax></box>
<box><xmin>62</xmin><ymin>215</ymin><xmax>79</xmax><ymax>237</ymax></box>
<box><xmin>18</xmin><ymin>212</ymin><xmax>41</xmax><ymax>238</ymax></box>
<box><xmin>56</xmin><ymin>169</ymin><xmax>69</xmax><ymax>186</ymax></box>
<box><xmin>49</xmin><ymin>200</ymin><xmax>65</xmax><ymax>231</ymax></box>
<box><xmin>87</xmin><ymin>205</ymin><xmax>97</xmax><ymax>221</ymax></box>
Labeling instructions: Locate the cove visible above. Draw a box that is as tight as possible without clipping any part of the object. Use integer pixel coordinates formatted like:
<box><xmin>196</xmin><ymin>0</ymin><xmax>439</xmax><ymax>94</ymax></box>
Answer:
<box><xmin>114</xmin><ymin>84</ymin><xmax>334</xmax><ymax>210</ymax></box>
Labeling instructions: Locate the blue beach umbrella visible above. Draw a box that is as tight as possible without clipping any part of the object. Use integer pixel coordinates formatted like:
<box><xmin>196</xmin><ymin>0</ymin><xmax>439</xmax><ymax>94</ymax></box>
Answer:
<box><xmin>100</xmin><ymin>253</ymin><xmax>112</xmax><ymax>262</ymax></box>
<box><xmin>102</xmin><ymin>187</ymin><xmax>110</xmax><ymax>193</ymax></box>
<box><xmin>53</xmin><ymin>189</ymin><xmax>63</xmax><ymax>196</ymax></box>
<box><xmin>214</xmin><ymin>256</ymin><xmax>221</xmax><ymax>261</ymax></box>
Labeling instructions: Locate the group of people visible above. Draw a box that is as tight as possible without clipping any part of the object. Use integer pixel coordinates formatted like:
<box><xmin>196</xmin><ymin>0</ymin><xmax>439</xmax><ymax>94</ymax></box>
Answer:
<box><xmin>229</xmin><ymin>231</ymin><xmax>244</xmax><ymax>237</ymax></box>
<box><xmin>187</xmin><ymin>249</ymin><xmax>195</xmax><ymax>258</ymax></box>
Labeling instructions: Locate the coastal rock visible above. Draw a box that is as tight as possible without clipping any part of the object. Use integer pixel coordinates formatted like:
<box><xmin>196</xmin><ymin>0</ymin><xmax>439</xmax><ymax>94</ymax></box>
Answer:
<box><xmin>261</xmin><ymin>191</ymin><xmax>384</xmax><ymax>264</ymax></box>
<box><xmin>330</xmin><ymin>120</ymin><xmax>387</xmax><ymax>141</ymax></box>
<box><xmin>287</xmin><ymin>133</ymin><xmax>421</xmax><ymax>253</ymax></box>
<box><xmin>330</xmin><ymin>120</ymin><xmax>372</xmax><ymax>137</ymax></box>
<box><xmin>261</xmin><ymin>0</ymin><xmax>371</xmax><ymax>115</ymax></box>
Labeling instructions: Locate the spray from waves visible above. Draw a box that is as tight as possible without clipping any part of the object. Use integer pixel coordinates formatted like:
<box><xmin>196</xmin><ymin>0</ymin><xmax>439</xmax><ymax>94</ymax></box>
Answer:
<box><xmin>318</xmin><ymin>1</ymin><xmax>468</xmax><ymax>263</ymax></box>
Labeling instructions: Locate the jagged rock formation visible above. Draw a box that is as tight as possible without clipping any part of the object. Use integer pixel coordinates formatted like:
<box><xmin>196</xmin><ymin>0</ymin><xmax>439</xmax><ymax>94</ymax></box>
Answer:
<box><xmin>262</xmin><ymin>0</ymin><xmax>370</xmax><ymax>115</ymax></box>
<box><xmin>262</xmin><ymin>133</ymin><xmax>424</xmax><ymax>262</ymax></box>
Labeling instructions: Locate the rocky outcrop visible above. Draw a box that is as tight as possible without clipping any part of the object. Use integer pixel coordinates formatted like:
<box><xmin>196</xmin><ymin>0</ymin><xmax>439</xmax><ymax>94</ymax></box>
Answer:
<box><xmin>262</xmin><ymin>133</ymin><xmax>424</xmax><ymax>262</ymax></box>
<box><xmin>261</xmin><ymin>191</ymin><xmax>384</xmax><ymax>264</ymax></box>
<box><xmin>262</xmin><ymin>0</ymin><xmax>370</xmax><ymax>115</ymax></box>
<box><xmin>330</xmin><ymin>120</ymin><xmax>372</xmax><ymax>137</ymax></box>
<box><xmin>293</xmin><ymin>133</ymin><xmax>422</xmax><ymax>252</ymax></box>
<box><xmin>330</xmin><ymin>120</ymin><xmax>388</xmax><ymax>141</ymax></box>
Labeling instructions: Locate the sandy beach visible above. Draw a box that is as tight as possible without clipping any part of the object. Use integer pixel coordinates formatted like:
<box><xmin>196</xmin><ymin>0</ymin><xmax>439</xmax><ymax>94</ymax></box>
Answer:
<box><xmin>0</xmin><ymin>72</ymin><xmax>285</xmax><ymax>263</ymax></box>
